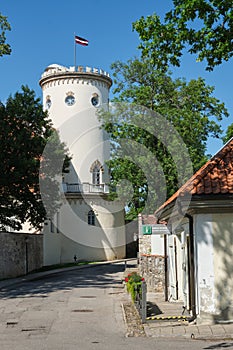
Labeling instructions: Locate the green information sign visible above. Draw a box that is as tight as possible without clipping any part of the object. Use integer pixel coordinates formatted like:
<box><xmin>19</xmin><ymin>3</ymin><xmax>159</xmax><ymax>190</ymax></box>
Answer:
<box><xmin>142</xmin><ymin>225</ymin><xmax>152</xmax><ymax>235</ymax></box>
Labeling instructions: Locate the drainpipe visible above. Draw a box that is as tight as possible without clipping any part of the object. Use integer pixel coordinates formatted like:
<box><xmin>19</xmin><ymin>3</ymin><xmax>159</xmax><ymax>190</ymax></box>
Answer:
<box><xmin>184</xmin><ymin>213</ymin><xmax>197</xmax><ymax>320</ymax></box>
<box><xmin>164</xmin><ymin>234</ymin><xmax>168</xmax><ymax>301</ymax></box>
<box><xmin>177</xmin><ymin>201</ymin><xmax>197</xmax><ymax>320</ymax></box>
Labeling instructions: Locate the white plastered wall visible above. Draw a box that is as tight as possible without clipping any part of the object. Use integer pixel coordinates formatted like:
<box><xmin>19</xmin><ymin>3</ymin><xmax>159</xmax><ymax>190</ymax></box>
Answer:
<box><xmin>195</xmin><ymin>213</ymin><xmax>215</xmax><ymax>316</ymax></box>
<box><xmin>151</xmin><ymin>234</ymin><xmax>164</xmax><ymax>255</ymax></box>
<box><xmin>212</xmin><ymin>213</ymin><xmax>233</xmax><ymax>319</ymax></box>
<box><xmin>195</xmin><ymin>212</ymin><xmax>233</xmax><ymax>321</ymax></box>
<box><xmin>43</xmin><ymin>197</ymin><xmax>126</xmax><ymax>265</ymax></box>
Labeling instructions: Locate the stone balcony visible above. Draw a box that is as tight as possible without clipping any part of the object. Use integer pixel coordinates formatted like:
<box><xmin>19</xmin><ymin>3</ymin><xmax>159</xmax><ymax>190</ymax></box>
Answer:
<box><xmin>62</xmin><ymin>182</ymin><xmax>109</xmax><ymax>194</ymax></box>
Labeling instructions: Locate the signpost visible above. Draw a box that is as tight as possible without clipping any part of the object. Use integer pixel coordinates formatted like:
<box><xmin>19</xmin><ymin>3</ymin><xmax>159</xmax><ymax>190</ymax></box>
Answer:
<box><xmin>142</xmin><ymin>225</ymin><xmax>152</xmax><ymax>235</ymax></box>
<box><xmin>141</xmin><ymin>224</ymin><xmax>170</xmax><ymax>235</ymax></box>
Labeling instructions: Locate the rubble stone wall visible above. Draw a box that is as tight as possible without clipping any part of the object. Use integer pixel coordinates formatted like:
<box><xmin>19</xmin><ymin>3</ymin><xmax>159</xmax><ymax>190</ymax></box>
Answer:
<box><xmin>0</xmin><ymin>232</ymin><xmax>43</xmax><ymax>279</ymax></box>
<box><xmin>139</xmin><ymin>235</ymin><xmax>151</xmax><ymax>255</ymax></box>
<box><xmin>139</xmin><ymin>254</ymin><xmax>165</xmax><ymax>293</ymax></box>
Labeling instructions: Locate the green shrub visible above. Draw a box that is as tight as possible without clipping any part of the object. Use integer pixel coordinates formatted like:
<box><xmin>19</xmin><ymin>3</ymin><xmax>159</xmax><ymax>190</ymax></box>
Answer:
<box><xmin>125</xmin><ymin>272</ymin><xmax>144</xmax><ymax>302</ymax></box>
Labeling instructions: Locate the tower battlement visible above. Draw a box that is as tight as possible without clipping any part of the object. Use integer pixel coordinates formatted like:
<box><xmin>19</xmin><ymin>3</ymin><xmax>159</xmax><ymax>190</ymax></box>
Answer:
<box><xmin>39</xmin><ymin>64</ymin><xmax>112</xmax><ymax>90</ymax></box>
<box><xmin>41</xmin><ymin>64</ymin><xmax>110</xmax><ymax>78</ymax></box>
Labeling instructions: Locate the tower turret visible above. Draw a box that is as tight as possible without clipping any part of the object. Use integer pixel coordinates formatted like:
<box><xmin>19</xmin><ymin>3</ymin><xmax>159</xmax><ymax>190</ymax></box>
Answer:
<box><xmin>39</xmin><ymin>64</ymin><xmax>112</xmax><ymax>187</ymax></box>
<box><xmin>40</xmin><ymin>64</ymin><xmax>125</xmax><ymax>265</ymax></box>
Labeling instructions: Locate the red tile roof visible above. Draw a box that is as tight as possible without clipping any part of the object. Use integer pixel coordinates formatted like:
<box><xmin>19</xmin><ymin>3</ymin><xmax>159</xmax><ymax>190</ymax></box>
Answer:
<box><xmin>140</xmin><ymin>214</ymin><xmax>157</xmax><ymax>225</ymax></box>
<box><xmin>155</xmin><ymin>138</ymin><xmax>233</xmax><ymax>213</ymax></box>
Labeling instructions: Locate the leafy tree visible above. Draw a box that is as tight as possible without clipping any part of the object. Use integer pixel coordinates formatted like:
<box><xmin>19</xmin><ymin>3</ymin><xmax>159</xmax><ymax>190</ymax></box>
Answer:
<box><xmin>99</xmin><ymin>59</ymin><xmax>228</xmax><ymax>219</ymax></box>
<box><xmin>0</xmin><ymin>12</ymin><xmax>11</xmax><ymax>57</ymax></box>
<box><xmin>0</xmin><ymin>86</ymin><xmax>70</xmax><ymax>231</ymax></box>
<box><xmin>133</xmin><ymin>0</ymin><xmax>233</xmax><ymax>71</ymax></box>
<box><xmin>222</xmin><ymin>123</ymin><xmax>233</xmax><ymax>144</ymax></box>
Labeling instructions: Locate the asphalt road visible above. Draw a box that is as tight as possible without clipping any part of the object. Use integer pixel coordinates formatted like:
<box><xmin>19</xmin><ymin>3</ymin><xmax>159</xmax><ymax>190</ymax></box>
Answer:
<box><xmin>0</xmin><ymin>262</ymin><xmax>232</xmax><ymax>350</ymax></box>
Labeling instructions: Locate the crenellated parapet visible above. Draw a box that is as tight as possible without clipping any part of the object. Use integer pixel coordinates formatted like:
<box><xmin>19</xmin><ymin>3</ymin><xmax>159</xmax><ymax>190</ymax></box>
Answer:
<box><xmin>39</xmin><ymin>64</ymin><xmax>112</xmax><ymax>90</ymax></box>
<box><xmin>41</xmin><ymin>64</ymin><xmax>110</xmax><ymax>77</ymax></box>
<box><xmin>41</xmin><ymin>64</ymin><xmax>110</xmax><ymax>79</ymax></box>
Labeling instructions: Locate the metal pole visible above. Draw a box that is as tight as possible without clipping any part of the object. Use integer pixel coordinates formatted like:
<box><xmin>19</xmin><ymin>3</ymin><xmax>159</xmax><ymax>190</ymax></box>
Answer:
<box><xmin>74</xmin><ymin>32</ymin><xmax>76</xmax><ymax>70</ymax></box>
<box><xmin>25</xmin><ymin>237</ymin><xmax>29</xmax><ymax>274</ymax></box>
<box><xmin>141</xmin><ymin>281</ymin><xmax>147</xmax><ymax>323</ymax></box>
<box><xmin>185</xmin><ymin>213</ymin><xmax>197</xmax><ymax>319</ymax></box>
<box><xmin>164</xmin><ymin>234</ymin><xmax>168</xmax><ymax>301</ymax></box>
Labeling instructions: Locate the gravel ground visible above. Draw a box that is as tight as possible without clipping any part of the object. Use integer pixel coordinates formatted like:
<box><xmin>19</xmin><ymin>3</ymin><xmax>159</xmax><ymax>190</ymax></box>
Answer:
<box><xmin>122</xmin><ymin>302</ymin><xmax>146</xmax><ymax>337</ymax></box>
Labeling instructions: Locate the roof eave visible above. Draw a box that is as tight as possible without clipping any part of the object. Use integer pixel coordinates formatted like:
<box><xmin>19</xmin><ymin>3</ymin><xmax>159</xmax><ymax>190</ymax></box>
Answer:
<box><xmin>156</xmin><ymin>193</ymin><xmax>233</xmax><ymax>222</ymax></box>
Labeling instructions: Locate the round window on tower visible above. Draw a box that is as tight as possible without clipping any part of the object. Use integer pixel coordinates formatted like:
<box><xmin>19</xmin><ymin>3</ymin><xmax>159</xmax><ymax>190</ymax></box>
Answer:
<box><xmin>45</xmin><ymin>96</ymin><xmax>52</xmax><ymax>109</ymax></box>
<box><xmin>65</xmin><ymin>92</ymin><xmax>75</xmax><ymax>106</ymax></box>
<box><xmin>91</xmin><ymin>93</ymin><xmax>99</xmax><ymax>107</ymax></box>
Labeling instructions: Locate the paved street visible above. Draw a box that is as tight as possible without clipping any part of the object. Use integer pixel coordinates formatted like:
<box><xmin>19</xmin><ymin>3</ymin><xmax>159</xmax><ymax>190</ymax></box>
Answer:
<box><xmin>0</xmin><ymin>262</ymin><xmax>233</xmax><ymax>350</ymax></box>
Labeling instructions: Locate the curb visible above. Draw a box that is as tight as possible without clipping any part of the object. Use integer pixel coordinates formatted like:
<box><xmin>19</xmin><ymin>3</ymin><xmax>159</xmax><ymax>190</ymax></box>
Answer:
<box><xmin>146</xmin><ymin>315</ymin><xmax>190</xmax><ymax>321</ymax></box>
<box><xmin>191</xmin><ymin>335</ymin><xmax>233</xmax><ymax>341</ymax></box>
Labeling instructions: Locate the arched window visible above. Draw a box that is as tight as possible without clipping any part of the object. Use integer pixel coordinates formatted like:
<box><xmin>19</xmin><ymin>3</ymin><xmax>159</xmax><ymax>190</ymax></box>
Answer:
<box><xmin>92</xmin><ymin>165</ymin><xmax>100</xmax><ymax>185</ymax></box>
<box><xmin>88</xmin><ymin>210</ymin><xmax>95</xmax><ymax>226</ymax></box>
<box><xmin>90</xmin><ymin>160</ymin><xmax>103</xmax><ymax>185</ymax></box>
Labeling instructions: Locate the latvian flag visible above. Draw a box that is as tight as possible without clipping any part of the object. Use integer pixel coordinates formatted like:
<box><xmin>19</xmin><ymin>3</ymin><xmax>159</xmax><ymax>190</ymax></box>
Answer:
<box><xmin>75</xmin><ymin>35</ymin><xmax>89</xmax><ymax>46</ymax></box>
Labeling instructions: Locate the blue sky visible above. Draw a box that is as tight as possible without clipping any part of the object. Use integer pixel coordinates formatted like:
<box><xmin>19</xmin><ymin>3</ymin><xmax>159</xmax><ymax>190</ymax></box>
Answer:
<box><xmin>0</xmin><ymin>0</ymin><xmax>232</xmax><ymax>155</ymax></box>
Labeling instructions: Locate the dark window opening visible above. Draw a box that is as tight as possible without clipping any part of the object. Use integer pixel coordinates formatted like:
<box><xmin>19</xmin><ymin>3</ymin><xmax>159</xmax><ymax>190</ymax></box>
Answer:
<box><xmin>88</xmin><ymin>210</ymin><xmax>95</xmax><ymax>226</ymax></box>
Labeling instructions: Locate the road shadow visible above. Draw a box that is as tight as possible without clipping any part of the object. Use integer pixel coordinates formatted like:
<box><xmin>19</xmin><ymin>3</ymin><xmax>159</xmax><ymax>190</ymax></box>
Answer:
<box><xmin>0</xmin><ymin>262</ymin><xmax>127</xmax><ymax>299</ymax></box>
<box><xmin>147</xmin><ymin>301</ymin><xmax>163</xmax><ymax>316</ymax></box>
<box><xmin>203</xmin><ymin>343</ymin><xmax>233</xmax><ymax>349</ymax></box>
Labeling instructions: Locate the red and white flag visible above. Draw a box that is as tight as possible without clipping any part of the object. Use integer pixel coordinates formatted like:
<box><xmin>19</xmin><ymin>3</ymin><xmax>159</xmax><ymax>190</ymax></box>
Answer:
<box><xmin>75</xmin><ymin>35</ymin><xmax>89</xmax><ymax>46</ymax></box>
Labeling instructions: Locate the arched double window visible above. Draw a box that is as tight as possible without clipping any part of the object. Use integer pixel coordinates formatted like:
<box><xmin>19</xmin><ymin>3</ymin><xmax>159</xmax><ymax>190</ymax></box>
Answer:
<box><xmin>92</xmin><ymin>165</ymin><xmax>100</xmax><ymax>185</ymax></box>
<box><xmin>88</xmin><ymin>210</ymin><xmax>95</xmax><ymax>226</ymax></box>
<box><xmin>90</xmin><ymin>160</ymin><xmax>104</xmax><ymax>185</ymax></box>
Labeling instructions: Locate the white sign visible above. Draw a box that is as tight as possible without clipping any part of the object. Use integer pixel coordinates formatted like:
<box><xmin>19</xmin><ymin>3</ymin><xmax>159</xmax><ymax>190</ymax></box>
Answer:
<box><xmin>151</xmin><ymin>224</ymin><xmax>170</xmax><ymax>235</ymax></box>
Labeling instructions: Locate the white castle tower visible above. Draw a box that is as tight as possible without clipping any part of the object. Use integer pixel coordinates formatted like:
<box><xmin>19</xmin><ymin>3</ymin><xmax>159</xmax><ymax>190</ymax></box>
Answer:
<box><xmin>39</xmin><ymin>64</ymin><xmax>126</xmax><ymax>264</ymax></box>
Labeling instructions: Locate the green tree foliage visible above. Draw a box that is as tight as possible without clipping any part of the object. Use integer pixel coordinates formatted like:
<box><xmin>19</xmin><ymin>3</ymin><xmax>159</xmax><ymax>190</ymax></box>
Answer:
<box><xmin>0</xmin><ymin>86</ymin><xmax>70</xmax><ymax>231</ymax></box>
<box><xmin>0</xmin><ymin>12</ymin><xmax>11</xmax><ymax>57</ymax></box>
<box><xmin>99</xmin><ymin>59</ymin><xmax>228</xmax><ymax>219</ymax></box>
<box><xmin>133</xmin><ymin>0</ymin><xmax>233</xmax><ymax>71</ymax></box>
<box><xmin>222</xmin><ymin>123</ymin><xmax>233</xmax><ymax>144</ymax></box>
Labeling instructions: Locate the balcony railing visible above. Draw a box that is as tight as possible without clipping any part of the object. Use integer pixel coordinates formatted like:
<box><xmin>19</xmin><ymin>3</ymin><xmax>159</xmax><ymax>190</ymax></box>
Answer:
<box><xmin>62</xmin><ymin>183</ymin><xmax>109</xmax><ymax>194</ymax></box>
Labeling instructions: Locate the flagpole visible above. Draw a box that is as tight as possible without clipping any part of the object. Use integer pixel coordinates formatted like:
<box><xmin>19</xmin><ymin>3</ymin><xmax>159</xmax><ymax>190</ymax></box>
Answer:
<box><xmin>74</xmin><ymin>32</ymin><xmax>76</xmax><ymax>70</ymax></box>
<box><xmin>74</xmin><ymin>34</ymin><xmax>89</xmax><ymax>70</ymax></box>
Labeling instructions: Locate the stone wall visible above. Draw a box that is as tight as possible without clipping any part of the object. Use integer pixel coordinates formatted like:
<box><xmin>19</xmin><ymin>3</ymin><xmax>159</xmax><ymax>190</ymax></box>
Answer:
<box><xmin>139</xmin><ymin>254</ymin><xmax>165</xmax><ymax>293</ymax></box>
<box><xmin>0</xmin><ymin>232</ymin><xmax>43</xmax><ymax>279</ymax></box>
<box><xmin>139</xmin><ymin>235</ymin><xmax>152</xmax><ymax>255</ymax></box>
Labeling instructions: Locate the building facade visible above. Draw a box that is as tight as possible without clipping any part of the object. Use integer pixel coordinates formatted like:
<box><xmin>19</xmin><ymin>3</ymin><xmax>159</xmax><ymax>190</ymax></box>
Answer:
<box><xmin>155</xmin><ymin>139</ymin><xmax>233</xmax><ymax>324</ymax></box>
<box><xmin>39</xmin><ymin>64</ymin><xmax>126</xmax><ymax>265</ymax></box>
